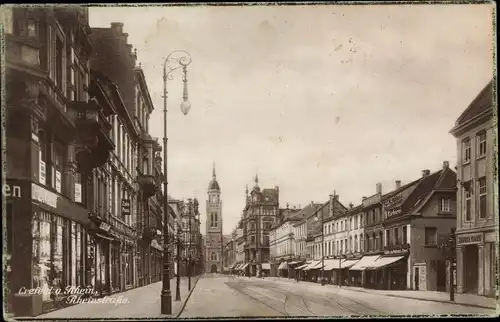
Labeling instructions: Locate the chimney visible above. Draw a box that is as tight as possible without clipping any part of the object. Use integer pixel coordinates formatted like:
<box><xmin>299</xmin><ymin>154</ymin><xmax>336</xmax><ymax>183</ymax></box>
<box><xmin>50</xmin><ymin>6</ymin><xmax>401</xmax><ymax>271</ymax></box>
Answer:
<box><xmin>121</xmin><ymin>32</ymin><xmax>129</xmax><ymax>44</ymax></box>
<box><xmin>362</xmin><ymin>196</ymin><xmax>367</xmax><ymax>200</ymax></box>
<box><xmin>443</xmin><ymin>161</ymin><xmax>449</xmax><ymax>169</ymax></box>
<box><xmin>110</xmin><ymin>22</ymin><xmax>124</xmax><ymax>34</ymax></box>
<box><xmin>334</xmin><ymin>194</ymin><xmax>339</xmax><ymax>201</ymax></box>
<box><xmin>349</xmin><ymin>203</ymin><xmax>354</xmax><ymax>209</ymax></box>
<box><xmin>311</xmin><ymin>201</ymin><xmax>314</xmax><ymax>206</ymax></box>
<box><xmin>376</xmin><ymin>182</ymin><xmax>382</xmax><ymax>194</ymax></box>
<box><xmin>422</xmin><ymin>169</ymin><xmax>430</xmax><ymax>177</ymax></box>
<box><xmin>395</xmin><ymin>180</ymin><xmax>401</xmax><ymax>189</ymax></box>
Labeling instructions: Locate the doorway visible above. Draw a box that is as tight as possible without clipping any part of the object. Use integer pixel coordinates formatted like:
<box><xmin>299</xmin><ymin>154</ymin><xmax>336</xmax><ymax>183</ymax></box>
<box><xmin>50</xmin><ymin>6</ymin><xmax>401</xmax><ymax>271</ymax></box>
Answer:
<box><xmin>436</xmin><ymin>260</ymin><xmax>446</xmax><ymax>292</ymax></box>
<box><xmin>210</xmin><ymin>264</ymin><xmax>218</xmax><ymax>273</ymax></box>
<box><xmin>464</xmin><ymin>245</ymin><xmax>479</xmax><ymax>294</ymax></box>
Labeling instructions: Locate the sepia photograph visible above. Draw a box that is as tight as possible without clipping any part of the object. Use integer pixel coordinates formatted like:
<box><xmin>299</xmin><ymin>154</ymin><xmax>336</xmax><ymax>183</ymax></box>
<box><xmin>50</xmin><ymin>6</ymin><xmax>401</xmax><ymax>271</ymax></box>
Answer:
<box><xmin>1</xmin><ymin>2</ymin><xmax>497</xmax><ymax>320</ymax></box>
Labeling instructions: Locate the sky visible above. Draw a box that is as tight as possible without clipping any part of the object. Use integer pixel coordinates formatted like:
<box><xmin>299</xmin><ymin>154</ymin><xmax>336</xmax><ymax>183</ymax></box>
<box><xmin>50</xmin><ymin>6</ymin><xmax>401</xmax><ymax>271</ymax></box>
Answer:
<box><xmin>89</xmin><ymin>4</ymin><xmax>494</xmax><ymax>235</ymax></box>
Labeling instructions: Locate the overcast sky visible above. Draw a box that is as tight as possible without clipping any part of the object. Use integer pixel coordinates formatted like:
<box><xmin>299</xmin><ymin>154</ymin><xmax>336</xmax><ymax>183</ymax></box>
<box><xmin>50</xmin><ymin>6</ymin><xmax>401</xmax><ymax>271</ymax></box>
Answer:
<box><xmin>89</xmin><ymin>4</ymin><xmax>493</xmax><ymax>235</ymax></box>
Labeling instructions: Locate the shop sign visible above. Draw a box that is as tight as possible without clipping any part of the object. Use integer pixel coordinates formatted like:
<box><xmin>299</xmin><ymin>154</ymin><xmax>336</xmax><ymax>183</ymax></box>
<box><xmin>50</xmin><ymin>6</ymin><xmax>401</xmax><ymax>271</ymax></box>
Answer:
<box><xmin>383</xmin><ymin>193</ymin><xmax>403</xmax><ymax>208</ymax></box>
<box><xmin>121</xmin><ymin>199</ymin><xmax>131</xmax><ymax>216</ymax></box>
<box><xmin>74</xmin><ymin>183</ymin><xmax>82</xmax><ymax>203</ymax></box>
<box><xmin>99</xmin><ymin>222</ymin><xmax>111</xmax><ymax>232</ymax></box>
<box><xmin>39</xmin><ymin>159</ymin><xmax>46</xmax><ymax>185</ymax></box>
<box><xmin>457</xmin><ymin>234</ymin><xmax>482</xmax><ymax>245</ymax></box>
<box><xmin>386</xmin><ymin>207</ymin><xmax>402</xmax><ymax>218</ymax></box>
<box><xmin>32</xmin><ymin>183</ymin><xmax>58</xmax><ymax>208</ymax></box>
<box><xmin>3</xmin><ymin>184</ymin><xmax>22</xmax><ymax>198</ymax></box>
<box><xmin>55</xmin><ymin>170</ymin><xmax>61</xmax><ymax>193</ymax></box>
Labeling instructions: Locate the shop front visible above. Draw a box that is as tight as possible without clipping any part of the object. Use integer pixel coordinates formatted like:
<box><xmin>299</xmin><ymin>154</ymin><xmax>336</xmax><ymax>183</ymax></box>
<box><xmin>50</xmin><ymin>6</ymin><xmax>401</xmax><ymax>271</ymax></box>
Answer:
<box><xmin>365</xmin><ymin>254</ymin><xmax>408</xmax><ymax>290</ymax></box>
<box><xmin>456</xmin><ymin>230</ymin><xmax>496</xmax><ymax>297</ymax></box>
<box><xmin>287</xmin><ymin>260</ymin><xmax>305</xmax><ymax>280</ymax></box>
<box><xmin>278</xmin><ymin>261</ymin><xmax>289</xmax><ymax>278</ymax></box>
<box><xmin>349</xmin><ymin>255</ymin><xmax>381</xmax><ymax>289</ymax></box>
<box><xmin>9</xmin><ymin>181</ymin><xmax>91</xmax><ymax>317</ymax></box>
<box><xmin>150</xmin><ymin>239</ymin><xmax>163</xmax><ymax>283</ymax></box>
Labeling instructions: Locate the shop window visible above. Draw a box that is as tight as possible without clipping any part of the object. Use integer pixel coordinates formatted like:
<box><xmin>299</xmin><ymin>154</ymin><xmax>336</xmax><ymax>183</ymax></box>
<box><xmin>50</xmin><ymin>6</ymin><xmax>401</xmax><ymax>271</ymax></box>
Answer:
<box><xmin>478</xmin><ymin>177</ymin><xmax>487</xmax><ymax>218</ymax></box>
<box><xmin>477</xmin><ymin>131</ymin><xmax>486</xmax><ymax>158</ymax></box>
<box><xmin>31</xmin><ymin>212</ymin><xmax>68</xmax><ymax>301</ymax></box>
<box><xmin>424</xmin><ymin>227</ymin><xmax>437</xmax><ymax>246</ymax></box>
<box><xmin>126</xmin><ymin>247</ymin><xmax>133</xmax><ymax>286</ymax></box>
<box><xmin>440</xmin><ymin>198</ymin><xmax>451</xmax><ymax>213</ymax></box>
<box><xmin>462</xmin><ymin>138</ymin><xmax>471</xmax><ymax>164</ymax></box>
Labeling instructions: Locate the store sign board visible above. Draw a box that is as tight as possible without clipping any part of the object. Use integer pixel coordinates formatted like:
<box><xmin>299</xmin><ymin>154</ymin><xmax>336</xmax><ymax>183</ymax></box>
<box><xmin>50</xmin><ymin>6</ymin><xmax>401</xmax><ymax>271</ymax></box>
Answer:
<box><xmin>99</xmin><ymin>222</ymin><xmax>111</xmax><ymax>232</ymax></box>
<box><xmin>121</xmin><ymin>199</ymin><xmax>131</xmax><ymax>216</ymax></box>
<box><xmin>3</xmin><ymin>184</ymin><xmax>22</xmax><ymax>198</ymax></box>
<box><xmin>74</xmin><ymin>183</ymin><xmax>82</xmax><ymax>203</ymax></box>
<box><xmin>457</xmin><ymin>234</ymin><xmax>482</xmax><ymax>245</ymax></box>
<box><xmin>32</xmin><ymin>183</ymin><xmax>58</xmax><ymax>208</ymax></box>
<box><xmin>55</xmin><ymin>170</ymin><xmax>61</xmax><ymax>193</ymax></box>
<box><xmin>39</xmin><ymin>160</ymin><xmax>46</xmax><ymax>185</ymax></box>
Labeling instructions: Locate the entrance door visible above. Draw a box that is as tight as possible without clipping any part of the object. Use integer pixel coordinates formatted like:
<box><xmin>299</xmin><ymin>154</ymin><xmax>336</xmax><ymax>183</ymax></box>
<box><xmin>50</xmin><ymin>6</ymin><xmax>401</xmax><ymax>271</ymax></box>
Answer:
<box><xmin>210</xmin><ymin>264</ymin><xmax>218</xmax><ymax>273</ymax></box>
<box><xmin>436</xmin><ymin>260</ymin><xmax>446</xmax><ymax>292</ymax></box>
<box><xmin>464</xmin><ymin>245</ymin><xmax>479</xmax><ymax>293</ymax></box>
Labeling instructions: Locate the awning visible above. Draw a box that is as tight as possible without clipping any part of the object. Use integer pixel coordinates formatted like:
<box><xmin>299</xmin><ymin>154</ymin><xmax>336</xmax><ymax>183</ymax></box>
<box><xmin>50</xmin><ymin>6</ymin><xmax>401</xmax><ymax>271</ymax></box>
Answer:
<box><xmin>340</xmin><ymin>259</ymin><xmax>359</xmax><ymax>269</ymax></box>
<box><xmin>323</xmin><ymin>259</ymin><xmax>342</xmax><ymax>271</ymax></box>
<box><xmin>234</xmin><ymin>264</ymin><xmax>242</xmax><ymax>270</ymax></box>
<box><xmin>295</xmin><ymin>262</ymin><xmax>310</xmax><ymax>270</ymax></box>
<box><xmin>366</xmin><ymin>256</ymin><xmax>405</xmax><ymax>270</ymax></box>
<box><xmin>240</xmin><ymin>263</ymin><xmax>249</xmax><ymax>270</ymax></box>
<box><xmin>261</xmin><ymin>263</ymin><xmax>271</xmax><ymax>270</ymax></box>
<box><xmin>278</xmin><ymin>262</ymin><xmax>289</xmax><ymax>270</ymax></box>
<box><xmin>288</xmin><ymin>261</ymin><xmax>302</xmax><ymax>265</ymax></box>
<box><xmin>349</xmin><ymin>255</ymin><xmax>381</xmax><ymax>271</ymax></box>
<box><xmin>230</xmin><ymin>263</ymin><xmax>238</xmax><ymax>269</ymax></box>
<box><xmin>95</xmin><ymin>232</ymin><xmax>114</xmax><ymax>241</ymax></box>
<box><xmin>303</xmin><ymin>260</ymin><xmax>322</xmax><ymax>271</ymax></box>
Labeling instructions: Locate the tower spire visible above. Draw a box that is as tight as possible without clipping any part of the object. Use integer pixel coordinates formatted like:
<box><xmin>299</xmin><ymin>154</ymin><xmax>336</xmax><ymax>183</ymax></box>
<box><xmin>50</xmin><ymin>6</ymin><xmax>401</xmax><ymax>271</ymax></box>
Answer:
<box><xmin>212</xmin><ymin>161</ymin><xmax>216</xmax><ymax>179</ymax></box>
<box><xmin>254</xmin><ymin>173</ymin><xmax>259</xmax><ymax>186</ymax></box>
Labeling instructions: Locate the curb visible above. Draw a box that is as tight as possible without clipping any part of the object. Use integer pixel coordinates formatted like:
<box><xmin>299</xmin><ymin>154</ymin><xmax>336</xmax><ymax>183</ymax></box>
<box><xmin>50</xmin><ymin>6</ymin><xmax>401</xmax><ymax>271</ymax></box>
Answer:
<box><xmin>175</xmin><ymin>274</ymin><xmax>202</xmax><ymax>318</ymax></box>
<box><xmin>273</xmin><ymin>277</ymin><xmax>496</xmax><ymax>311</ymax></box>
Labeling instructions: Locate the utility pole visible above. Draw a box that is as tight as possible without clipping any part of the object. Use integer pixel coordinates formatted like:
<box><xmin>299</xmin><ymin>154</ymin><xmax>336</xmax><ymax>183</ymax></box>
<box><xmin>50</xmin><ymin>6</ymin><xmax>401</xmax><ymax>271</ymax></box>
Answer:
<box><xmin>448</xmin><ymin>228</ymin><xmax>456</xmax><ymax>302</ymax></box>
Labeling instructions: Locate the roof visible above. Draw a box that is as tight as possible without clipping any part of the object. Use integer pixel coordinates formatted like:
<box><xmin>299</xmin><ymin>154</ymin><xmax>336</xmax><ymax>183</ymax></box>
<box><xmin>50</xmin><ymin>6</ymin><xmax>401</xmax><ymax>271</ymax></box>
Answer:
<box><xmin>454</xmin><ymin>80</ymin><xmax>494</xmax><ymax>127</ymax></box>
<box><xmin>208</xmin><ymin>179</ymin><xmax>220</xmax><ymax>191</ymax></box>
<box><xmin>384</xmin><ymin>165</ymin><xmax>457</xmax><ymax>222</ymax></box>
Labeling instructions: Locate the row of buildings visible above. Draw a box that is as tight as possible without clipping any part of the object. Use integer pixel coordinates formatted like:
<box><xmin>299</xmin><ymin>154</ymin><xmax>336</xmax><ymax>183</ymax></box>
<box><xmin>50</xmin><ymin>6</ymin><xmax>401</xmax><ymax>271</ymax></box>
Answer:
<box><xmin>3</xmin><ymin>8</ymin><xmax>202</xmax><ymax>317</ymax></box>
<box><xmin>223</xmin><ymin>79</ymin><xmax>495</xmax><ymax>298</ymax></box>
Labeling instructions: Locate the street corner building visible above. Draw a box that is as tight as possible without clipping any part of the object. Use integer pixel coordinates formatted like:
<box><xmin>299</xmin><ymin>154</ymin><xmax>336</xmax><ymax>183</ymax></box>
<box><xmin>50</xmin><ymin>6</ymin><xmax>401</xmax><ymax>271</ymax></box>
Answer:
<box><xmin>450</xmin><ymin>79</ymin><xmax>496</xmax><ymax>297</ymax></box>
<box><xmin>3</xmin><ymin>8</ymin><xmax>169</xmax><ymax>317</ymax></box>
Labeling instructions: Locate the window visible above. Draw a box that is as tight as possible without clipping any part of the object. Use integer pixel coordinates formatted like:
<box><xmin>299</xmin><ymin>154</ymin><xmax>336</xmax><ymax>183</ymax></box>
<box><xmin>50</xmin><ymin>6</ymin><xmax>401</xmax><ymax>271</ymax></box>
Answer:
<box><xmin>55</xmin><ymin>38</ymin><xmax>63</xmax><ymax>90</ymax></box>
<box><xmin>263</xmin><ymin>235</ymin><xmax>269</xmax><ymax>246</ymax></box>
<box><xmin>349</xmin><ymin>236</ymin><xmax>352</xmax><ymax>253</ymax></box>
<box><xmin>462</xmin><ymin>139</ymin><xmax>471</xmax><ymax>164</ymax></box>
<box><xmin>360</xmin><ymin>235</ymin><xmax>363</xmax><ymax>252</ymax></box>
<box><xmin>424</xmin><ymin>227</ymin><xmax>437</xmax><ymax>245</ymax></box>
<box><xmin>402</xmin><ymin>226</ymin><xmax>407</xmax><ymax>244</ymax></box>
<box><xmin>440</xmin><ymin>198</ymin><xmax>451</xmax><ymax>213</ymax></box>
<box><xmin>354</xmin><ymin>235</ymin><xmax>358</xmax><ymax>252</ymax></box>
<box><xmin>465</xmin><ymin>183</ymin><xmax>472</xmax><ymax>221</ymax></box>
<box><xmin>478</xmin><ymin>177</ymin><xmax>487</xmax><ymax>218</ymax></box>
<box><xmin>394</xmin><ymin>227</ymin><xmax>399</xmax><ymax>245</ymax></box>
<box><xmin>477</xmin><ymin>132</ymin><xmax>486</xmax><ymax>157</ymax></box>
<box><xmin>385</xmin><ymin>229</ymin><xmax>391</xmax><ymax>247</ymax></box>
<box><xmin>340</xmin><ymin>240</ymin><xmax>343</xmax><ymax>254</ymax></box>
<box><xmin>250</xmin><ymin>236</ymin><xmax>255</xmax><ymax>245</ymax></box>
<box><xmin>354</xmin><ymin>216</ymin><xmax>358</xmax><ymax>229</ymax></box>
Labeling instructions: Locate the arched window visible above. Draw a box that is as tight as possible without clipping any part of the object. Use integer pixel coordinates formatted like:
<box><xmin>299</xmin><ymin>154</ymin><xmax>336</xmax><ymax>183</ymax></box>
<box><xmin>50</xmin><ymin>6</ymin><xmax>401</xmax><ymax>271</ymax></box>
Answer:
<box><xmin>211</xmin><ymin>252</ymin><xmax>217</xmax><ymax>261</ymax></box>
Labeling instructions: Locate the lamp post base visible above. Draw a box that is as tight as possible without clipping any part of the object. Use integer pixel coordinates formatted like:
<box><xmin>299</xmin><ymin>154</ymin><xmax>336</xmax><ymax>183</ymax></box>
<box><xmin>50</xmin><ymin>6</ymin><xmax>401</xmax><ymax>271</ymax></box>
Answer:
<box><xmin>160</xmin><ymin>290</ymin><xmax>172</xmax><ymax>315</ymax></box>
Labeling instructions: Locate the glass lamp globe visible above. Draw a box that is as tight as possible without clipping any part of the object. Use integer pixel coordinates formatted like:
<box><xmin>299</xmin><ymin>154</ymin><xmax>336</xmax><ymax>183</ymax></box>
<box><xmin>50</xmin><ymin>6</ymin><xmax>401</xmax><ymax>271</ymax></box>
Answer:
<box><xmin>180</xmin><ymin>100</ymin><xmax>191</xmax><ymax>115</ymax></box>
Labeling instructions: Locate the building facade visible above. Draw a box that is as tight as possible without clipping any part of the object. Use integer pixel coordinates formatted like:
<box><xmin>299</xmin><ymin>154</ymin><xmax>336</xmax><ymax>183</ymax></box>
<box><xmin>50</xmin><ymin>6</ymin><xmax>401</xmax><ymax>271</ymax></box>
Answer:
<box><xmin>205</xmin><ymin>164</ymin><xmax>223</xmax><ymax>273</ymax></box>
<box><xmin>178</xmin><ymin>198</ymin><xmax>202</xmax><ymax>277</ymax></box>
<box><xmin>450</xmin><ymin>80</ymin><xmax>496</xmax><ymax>297</ymax></box>
<box><xmin>242</xmin><ymin>176</ymin><xmax>280</xmax><ymax>276</ymax></box>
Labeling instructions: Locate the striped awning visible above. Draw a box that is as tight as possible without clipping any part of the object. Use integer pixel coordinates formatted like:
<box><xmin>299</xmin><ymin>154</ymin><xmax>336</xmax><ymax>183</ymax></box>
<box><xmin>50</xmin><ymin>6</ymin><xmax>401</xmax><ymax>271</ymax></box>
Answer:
<box><xmin>240</xmin><ymin>263</ymin><xmax>249</xmax><ymax>270</ymax></box>
<box><xmin>278</xmin><ymin>262</ymin><xmax>289</xmax><ymax>270</ymax></box>
<box><xmin>295</xmin><ymin>261</ymin><xmax>312</xmax><ymax>270</ymax></box>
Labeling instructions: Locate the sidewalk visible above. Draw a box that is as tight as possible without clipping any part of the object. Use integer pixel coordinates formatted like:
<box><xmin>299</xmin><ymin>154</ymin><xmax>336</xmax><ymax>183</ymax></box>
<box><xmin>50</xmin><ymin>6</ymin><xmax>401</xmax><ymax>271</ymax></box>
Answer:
<box><xmin>266</xmin><ymin>276</ymin><xmax>497</xmax><ymax>310</ymax></box>
<box><xmin>28</xmin><ymin>275</ymin><xmax>201</xmax><ymax>319</ymax></box>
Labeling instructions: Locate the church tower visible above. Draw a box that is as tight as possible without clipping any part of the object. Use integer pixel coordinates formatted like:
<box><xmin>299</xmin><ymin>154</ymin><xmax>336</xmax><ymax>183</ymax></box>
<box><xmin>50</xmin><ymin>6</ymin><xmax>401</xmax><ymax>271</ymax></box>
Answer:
<box><xmin>205</xmin><ymin>162</ymin><xmax>223</xmax><ymax>273</ymax></box>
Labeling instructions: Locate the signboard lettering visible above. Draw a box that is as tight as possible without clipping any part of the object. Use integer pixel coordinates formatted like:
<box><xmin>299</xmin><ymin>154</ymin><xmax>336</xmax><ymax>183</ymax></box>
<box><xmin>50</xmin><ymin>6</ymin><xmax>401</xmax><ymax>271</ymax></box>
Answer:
<box><xmin>99</xmin><ymin>222</ymin><xmax>111</xmax><ymax>232</ymax></box>
<box><xmin>39</xmin><ymin>160</ymin><xmax>46</xmax><ymax>185</ymax></box>
<box><xmin>74</xmin><ymin>183</ymin><xmax>82</xmax><ymax>203</ymax></box>
<box><xmin>121</xmin><ymin>199</ymin><xmax>131</xmax><ymax>216</ymax></box>
<box><xmin>457</xmin><ymin>234</ymin><xmax>482</xmax><ymax>245</ymax></box>
<box><xmin>386</xmin><ymin>207</ymin><xmax>402</xmax><ymax>218</ymax></box>
<box><xmin>383</xmin><ymin>193</ymin><xmax>403</xmax><ymax>208</ymax></box>
<box><xmin>2</xmin><ymin>184</ymin><xmax>22</xmax><ymax>198</ymax></box>
<box><xmin>55</xmin><ymin>170</ymin><xmax>61</xmax><ymax>193</ymax></box>
<box><xmin>32</xmin><ymin>183</ymin><xmax>58</xmax><ymax>208</ymax></box>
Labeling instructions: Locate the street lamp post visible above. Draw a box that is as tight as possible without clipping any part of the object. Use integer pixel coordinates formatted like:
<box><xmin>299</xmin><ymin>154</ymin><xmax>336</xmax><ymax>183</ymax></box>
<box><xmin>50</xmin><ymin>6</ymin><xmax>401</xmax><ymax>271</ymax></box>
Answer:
<box><xmin>188</xmin><ymin>199</ymin><xmax>192</xmax><ymax>291</ymax></box>
<box><xmin>160</xmin><ymin>50</ymin><xmax>192</xmax><ymax>315</ymax></box>
<box><xmin>176</xmin><ymin>225</ymin><xmax>182</xmax><ymax>301</ymax></box>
